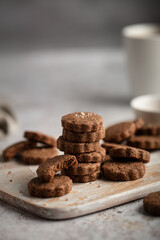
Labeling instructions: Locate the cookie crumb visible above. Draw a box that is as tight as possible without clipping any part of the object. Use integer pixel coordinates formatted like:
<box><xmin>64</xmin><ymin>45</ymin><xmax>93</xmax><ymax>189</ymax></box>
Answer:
<box><xmin>8</xmin><ymin>171</ymin><xmax>11</xmax><ymax>174</ymax></box>
<box><xmin>65</xmin><ymin>198</ymin><xmax>68</xmax><ymax>201</ymax></box>
<box><xmin>10</xmin><ymin>179</ymin><xmax>12</xmax><ymax>182</ymax></box>
<box><xmin>98</xmin><ymin>185</ymin><xmax>100</xmax><ymax>188</ymax></box>
<box><xmin>19</xmin><ymin>190</ymin><xmax>22</xmax><ymax>193</ymax></box>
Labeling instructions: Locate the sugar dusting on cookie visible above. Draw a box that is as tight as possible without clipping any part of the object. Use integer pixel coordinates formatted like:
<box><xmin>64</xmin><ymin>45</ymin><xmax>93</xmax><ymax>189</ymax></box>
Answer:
<box><xmin>61</xmin><ymin>112</ymin><xmax>103</xmax><ymax>132</ymax></box>
<box><xmin>74</xmin><ymin>112</ymin><xmax>95</xmax><ymax>119</ymax></box>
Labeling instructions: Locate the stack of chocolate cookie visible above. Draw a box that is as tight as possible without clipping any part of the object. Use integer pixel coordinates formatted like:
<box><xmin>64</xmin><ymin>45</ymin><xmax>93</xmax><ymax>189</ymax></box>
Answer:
<box><xmin>57</xmin><ymin>112</ymin><xmax>106</xmax><ymax>183</ymax></box>
<box><xmin>101</xmin><ymin>119</ymin><xmax>150</xmax><ymax>181</ymax></box>
<box><xmin>2</xmin><ymin>131</ymin><xmax>58</xmax><ymax>165</ymax></box>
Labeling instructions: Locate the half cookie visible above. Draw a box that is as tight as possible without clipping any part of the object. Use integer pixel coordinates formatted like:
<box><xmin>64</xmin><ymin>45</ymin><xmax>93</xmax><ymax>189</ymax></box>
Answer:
<box><xmin>28</xmin><ymin>175</ymin><xmax>72</xmax><ymax>198</ymax></box>
<box><xmin>37</xmin><ymin>154</ymin><xmax>78</xmax><ymax>182</ymax></box>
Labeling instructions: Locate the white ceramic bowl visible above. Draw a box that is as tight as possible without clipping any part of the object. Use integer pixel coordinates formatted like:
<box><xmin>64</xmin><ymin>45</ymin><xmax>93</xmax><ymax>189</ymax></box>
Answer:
<box><xmin>130</xmin><ymin>94</ymin><xmax>160</xmax><ymax>123</ymax></box>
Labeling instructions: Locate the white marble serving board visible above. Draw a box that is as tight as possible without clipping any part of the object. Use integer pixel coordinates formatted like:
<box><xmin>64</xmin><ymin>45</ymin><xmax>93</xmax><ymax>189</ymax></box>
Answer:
<box><xmin>0</xmin><ymin>152</ymin><xmax>160</xmax><ymax>220</ymax></box>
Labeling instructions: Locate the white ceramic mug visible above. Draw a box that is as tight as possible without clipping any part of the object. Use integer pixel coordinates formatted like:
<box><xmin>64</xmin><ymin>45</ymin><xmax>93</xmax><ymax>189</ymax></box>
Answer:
<box><xmin>122</xmin><ymin>24</ymin><xmax>160</xmax><ymax>96</ymax></box>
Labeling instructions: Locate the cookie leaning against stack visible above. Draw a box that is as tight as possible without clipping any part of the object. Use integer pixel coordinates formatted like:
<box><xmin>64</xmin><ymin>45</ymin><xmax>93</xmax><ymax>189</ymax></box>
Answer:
<box><xmin>57</xmin><ymin>112</ymin><xmax>106</xmax><ymax>183</ymax></box>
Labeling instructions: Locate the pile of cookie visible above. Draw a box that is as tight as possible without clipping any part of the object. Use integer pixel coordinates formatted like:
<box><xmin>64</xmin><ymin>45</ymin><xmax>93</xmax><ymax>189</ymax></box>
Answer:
<box><xmin>57</xmin><ymin>112</ymin><xmax>106</xmax><ymax>183</ymax></box>
<box><xmin>2</xmin><ymin>131</ymin><xmax>58</xmax><ymax>165</ymax></box>
<box><xmin>101</xmin><ymin>119</ymin><xmax>151</xmax><ymax>181</ymax></box>
<box><xmin>101</xmin><ymin>120</ymin><xmax>160</xmax><ymax>216</ymax></box>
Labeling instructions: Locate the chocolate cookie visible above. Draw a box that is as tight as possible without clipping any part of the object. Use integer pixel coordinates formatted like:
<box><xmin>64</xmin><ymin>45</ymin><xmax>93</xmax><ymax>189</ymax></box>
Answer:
<box><xmin>21</xmin><ymin>147</ymin><xmax>58</xmax><ymax>165</ymax></box>
<box><xmin>143</xmin><ymin>191</ymin><xmax>160</xmax><ymax>216</ymax></box>
<box><xmin>62</xmin><ymin>127</ymin><xmax>105</xmax><ymax>142</ymax></box>
<box><xmin>102</xmin><ymin>161</ymin><xmax>145</xmax><ymax>181</ymax></box>
<box><xmin>101</xmin><ymin>142</ymin><xmax>123</xmax><ymax>153</ymax></box>
<box><xmin>28</xmin><ymin>175</ymin><xmax>72</xmax><ymax>198</ymax></box>
<box><xmin>62</xmin><ymin>162</ymin><xmax>101</xmax><ymax>175</ymax></box>
<box><xmin>61</xmin><ymin>112</ymin><xmax>103</xmax><ymax>132</ymax></box>
<box><xmin>137</xmin><ymin>124</ymin><xmax>160</xmax><ymax>136</ymax></box>
<box><xmin>37</xmin><ymin>154</ymin><xmax>78</xmax><ymax>182</ymax></box>
<box><xmin>24</xmin><ymin>131</ymin><xmax>57</xmax><ymax>147</ymax></box>
<box><xmin>57</xmin><ymin>136</ymin><xmax>100</xmax><ymax>154</ymax></box>
<box><xmin>104</xmin><ymin>122</ymin><xmax>136</xmax><ymax>143</ymax></box>
<box><xmin>128</xmin><ymin>136</ymin><xmax>160</xmax><ymax>150</ymax></box>
<box><xmin>109</xmin><ymin>146</ymin><xmax>150</xmax><ymax>163</ymax></box>
<box><xmin>72</xmin><ymin>147</ymin><xmax>106</xmax><ymax>163</ymax></box>
<box><xmin>64</xmin><ymin>171</ymin><xmax>100</xmax><ymax>183</ymax></box>
<box><xmin>2</xmin><ymin>141</ymin><xmax>36</xmax><ymax>161</ymax></box>
<box><xmin>134</xmin><ymin>118</ymin><xmax>144</xmax><ymax>130</ymax></box>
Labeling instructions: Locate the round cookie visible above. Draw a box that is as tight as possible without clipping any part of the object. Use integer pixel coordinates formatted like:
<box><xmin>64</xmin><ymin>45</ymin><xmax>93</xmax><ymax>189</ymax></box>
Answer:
<box><xmin>137</xmin><ymin>124</ymin><xmax>160</xmax><ymax>136</ymax></box>
<box><xmin>104</xmin><ymin>122</ymin><xmax>136</xmax><ymax>143</ymax></box>
<box><xmin>101</xmin><ymin>142</ymin><xmax>124</xmax><ymax>154</ymax></box>
<box><xmin>61</xmin><ymin>112</ymin><xmax>103</xmax><ymax>132</ymax></box>
<box><xmin>28</xmin><ymin>175</ymin><xmax>72</xmax><ymax>198</ymax></box>
<box><xmin>128</xmin><ymin>136</ymin><xmax>160</xmax><ymax>150</ymax></box>
<box><xmin>102</xmin><ymin>161</ymin><xmax>145</xmax><ymax>181</ymax></box>
<box><xmin>71</xmin><ymin>147</ymin><xmax>106</xmax><ymax>163</ymax></box>
<box><xmin>62</xmin><ymin>162</ymin><xmax>101</xmax><ymax>176</ymax></box>
<box><xmin>109</xmin><ymin>146</ymin><xmax>150</xmax><ymax>163</ymax></box>
<box><xmin>143</xmin><ymin>191</ymin><xmax>160</xmax><ymax>216</ymax></box>
<box><xmin>62</xmin><ymin>127</ymin><xmax>105</xmax><ymax>142</ymax></box>
<box><xmin>57</xmin><ymin>136</ymin><xmax>100</xmax><ymax>154</ymax></box>
<box><xmin>24</xmin><ymin>131</ymin><xmax>57</xmax><ymax>147</ymax></box>
<box><xmin>21</xmin><ymin>147</ymin><xmax>58</xmax><ymax>165</ymax></box>
<box><xmin>2</xmin><ymin>141</ymin><xmax>36</xmax><ymax>161</ymax></box>
<box><xmin>63</xmin><ymin>171</ymin><xmax>100</xmax><ymax>183</ymax></box>
<box><xmin>37</xmin><ymin>154</ymin><xmax>78</xmax><ymax>182</ymax></box>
